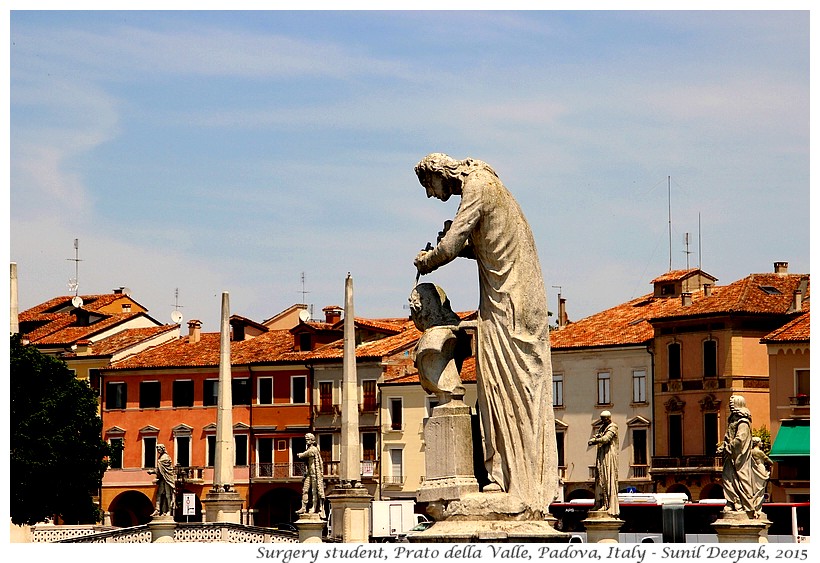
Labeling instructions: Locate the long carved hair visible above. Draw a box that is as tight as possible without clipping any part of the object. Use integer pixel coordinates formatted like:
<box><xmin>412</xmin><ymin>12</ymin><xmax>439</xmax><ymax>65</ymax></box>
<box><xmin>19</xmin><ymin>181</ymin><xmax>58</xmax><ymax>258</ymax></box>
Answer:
<box><xmin>414</xmin><ymin>153</ymin><xmax>498</xmax><ymax>185</ymax></box>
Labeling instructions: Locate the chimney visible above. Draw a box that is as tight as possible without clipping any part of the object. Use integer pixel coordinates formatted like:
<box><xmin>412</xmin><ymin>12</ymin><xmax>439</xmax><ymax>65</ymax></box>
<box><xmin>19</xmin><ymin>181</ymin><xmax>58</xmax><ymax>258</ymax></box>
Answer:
<box><xmin>681</xmin><ymin>292</ymin><xmax>693</xmax><ymax>307</ymax></box>
<box><xmin>793</xmin><ymin>290</ymin><xmax>803</xmax><ymax>312</ymax></box>
<box><xmin>188</xmin><ymin>319</ymin><xmax>202</xmax><ymax>343</ymax></box>
<box><xmin>74</xmin><ymin>339</ymin><xmax>92</xmax><ymax>356</ymax></box>
<box><xmin>774</xmin><ymin>261</ymin><xmax>789</xmax><ymax>275</ymax></box>
<box><xmin>323</xmin><ymin>305</ymin><xmax>343</xmax><ymax>324</ymax></box>
<box><xmin>703</xmin><ymin>284</ymin><xmax>713</xmax><ymax>297</ymax></box>
<box><xmin>558</xmin><ymin>297</ymin><xmax>568</xmax><ymax>329</ymax></box>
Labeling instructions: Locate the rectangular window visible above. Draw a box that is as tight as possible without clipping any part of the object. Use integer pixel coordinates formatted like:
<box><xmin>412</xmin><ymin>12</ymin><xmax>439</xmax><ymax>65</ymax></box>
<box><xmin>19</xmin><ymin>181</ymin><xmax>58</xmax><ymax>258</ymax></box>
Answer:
<box><xmin>389</xmin><ymin>398</ymin><xmax>403</xmax><ymax>430</ymax></box>
<box><xmin>668</xmin><ymin>414</ymin><xmax>683</xmax><ymax>458</ymax></box>
<box><xmin>668</xmin><ymin>343</ymin><xmax>682</xmax><ymax>379</ymax></box>
<box><xmin>291</xmin><ymin>376</ymin><xmax>307</xmax><ymax>404</ymax></box>
<box><xmin>232</xmin><ymin>378</ymin><xmax>251</xmax><ymax>405</ymax></box>
<box><xmin>235</xmin><ymin>435</ymin><xmax>248</xmax><ymax>466</ymax></box>
<box><xmin>258</xmin><ymin>377</ymin><xmax>273</xmax><ymax>405</ymax></box>
<box><xmin>703</xmin><ymin>340</ymin><xmax>718</xmax><ymax>377</ymax></box>
<box><xmin>319</xmin><ymin>381</ymin><xmax>333</xmax><ymax>413</ymax></box>
<box><xmin>109</xmin><ymin>438</ymin><xmax>124</xmax><ymax>469</ymax></box>
<box><xmin>319</xmin><ymin>434</ymin><xmax>333</xmax><ymax>465</ymax></box>
<box><xmin>553</xmin><ymin>373</ymin><xmax>564</xmax><ymax>407</ymax></box>
<box><xmin>632</xmin><ymin>369</ymin><xmax>647</xmax><ymax>403</ymax></box>
<box><xmin>139</xmin><ymin>381</ymin><xmax>161</xmax><ymax>409</ymax></box>
<box><xmin>632</xmin><ymin>429</ymin><xmax>648</xmax><ymax>465</ymax></box>
<box><xmin>173</xmin><ymin>380</ymin><xmax>194</xmax><ymax>407</ymax></box>
<box><xmin>203</xmin><ymin>379</ymin><xmax>218</xmax><ymax>407</ymax></box>
<box><xmin>362</xmin><ymin>432</ymin><xmax>377</xmax><ymax>461</ymax></box>
<box><xmin>556</xmin><ymin>432</ymin><xmax>565</xmax><ymax>468</ymax></box>
<box><xmin>207</xmin><ymin>435</ymin><xmax>216</xmax><ymax>467</ymax></box>
<box><xmin>105</xmin><ymin>382</ymin><xmax>127</xmax><ymax>410</ymax></box>
<box><xmin>796</xmin><ymin>369</ymin><xmax>810</xmax><ymax>396</ymax></box>
<box><xmin>362</xmin><ymin>380</ymin><xmax>377</xmax><ymax>411</ymax></box>
<box><xmin>291</xmin><ymin>435</ymin><xmax>307</xmax><ymax>476</ymax></box>
<box><xmin>175</xmin><ymin>436</ymin><xmax>190</xmax><ymax>467</ymax></box>
<box><xmin>390</xmin><ymin>448</ymin><xmax>403</xmax><ymax>480</ymax></box>
<box><xmin>703</xmin><ymin>412</ymin><xmax>719</xmax><ymax>456</ymax></box>
<box><xmin>143</xmin><ymin>437</ymin><xmax>157</xmax><ymax>468</ymax></box>
<box><xmin>597</xmin><ymin>371</ymin><xmax>611</xmax><ymax>405</ymax></box>
<box><xmin>88</xmin><ymin>368</ymin><xmax>101</xmax><ymax>394</ymax></box>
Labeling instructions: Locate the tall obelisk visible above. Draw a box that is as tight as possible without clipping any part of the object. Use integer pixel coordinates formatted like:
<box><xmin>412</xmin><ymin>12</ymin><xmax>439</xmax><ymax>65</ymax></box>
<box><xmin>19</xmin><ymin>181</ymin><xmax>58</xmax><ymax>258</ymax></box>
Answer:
<box><xmin>340</xmin><ymin>273</ymin><xmax>361</xmax><ymax>486</ymax></box>
<box><xmin>326</xmin><ymin>274</ymin><xmax>372</xmax><ymax>542</ymax></box>
<box><xmin>203</xmin><ymin>291</ymin><xmax>244</xmax><ymax>523</ymax></box>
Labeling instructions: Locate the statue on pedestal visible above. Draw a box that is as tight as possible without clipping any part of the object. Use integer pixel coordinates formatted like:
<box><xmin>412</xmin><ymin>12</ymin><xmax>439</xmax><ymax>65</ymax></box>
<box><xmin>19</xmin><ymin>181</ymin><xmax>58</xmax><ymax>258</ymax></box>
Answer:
<box><xmin>750</xmin><ymin>436</ymin><xmax>773</xmax><ymax>517</ymax></box>
<box><xmin>717</xmin><ymin>394</ymin><xmax>756</xmax><ymax>518</ymax></box>
<box><xmin>296</xmin><ymin>433</ymin><xmax>325</xmax><ymax>517</ymax></box>
<box><xmin>588</xmin><ymin>411</ymin><xmax>619</xmax><ymax>518</ymax></box>
<box><xmin>413</xmin><ymin>153</ymin><xmax>557</xmax><ymax>517</ymax></box>
<box><xmin>149</xmin><ymin>444</ymin><xmax>176</xmax><ymax>517</ymax></box>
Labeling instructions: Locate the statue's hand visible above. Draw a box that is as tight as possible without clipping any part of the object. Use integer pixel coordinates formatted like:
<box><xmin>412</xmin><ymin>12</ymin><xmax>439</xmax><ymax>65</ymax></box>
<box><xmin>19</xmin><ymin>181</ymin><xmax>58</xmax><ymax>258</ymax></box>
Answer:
<box><xmin>415</xmin><ymin>250</ymin><xmax>434</xmax><ymax>275</ymax></box>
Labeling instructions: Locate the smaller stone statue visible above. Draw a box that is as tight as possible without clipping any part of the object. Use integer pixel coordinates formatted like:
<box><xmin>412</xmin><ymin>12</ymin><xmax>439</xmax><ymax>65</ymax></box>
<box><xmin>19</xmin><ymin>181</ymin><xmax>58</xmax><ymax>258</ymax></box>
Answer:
<box><xmin>588</xmin><ymin>411</ymin><xmax>619</xmax><ymax>518</ymax></box>
<box><xmin>409</xmin><ymin>282</ymin><xmax>472</xmax><ymax>404</ymax></box>
<box><xmin>750</xmin><ymin>436</ymin><xmax>773</xmax><ymax>517</ymax></box>
<box><xmin>717</xmin><ymin>394</ymin><xmax>756</xmax><ymax>518</ymax></box>
<box><xmin>296</xmin><ymin>433</ymin><xmax>325</xmax><ymax>517</ymax></box>
<box><xmin>148</xmin><ymin>443</ymin><xmax>176</xmax><ymax>517</ymax></box>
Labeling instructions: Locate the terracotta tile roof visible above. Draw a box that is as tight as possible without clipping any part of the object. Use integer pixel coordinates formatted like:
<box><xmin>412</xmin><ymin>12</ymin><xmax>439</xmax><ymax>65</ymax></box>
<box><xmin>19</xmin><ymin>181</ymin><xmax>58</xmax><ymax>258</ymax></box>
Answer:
<box><xmin>382</xmin><ymin>356</ymin><xmax>477</xmax><ymax>385</ymax></box>
<box><xmin>551</xmin><ymin>271</ymin><xmax>809</xmax><ymax>349</ymax></box>
<box><xmin>762</xmin><ymin>309</ymin><xmax>810</xmax><ymax>343</ymax></box>
<box><xmin>651</xmin><ymin>268</ymin><xmax>716</xmax><ymax>284</ymax></box>
<box><xmin>63</xmin><ymin>325</ymin><xmax>179</xmax><ymax>357</ymax></box>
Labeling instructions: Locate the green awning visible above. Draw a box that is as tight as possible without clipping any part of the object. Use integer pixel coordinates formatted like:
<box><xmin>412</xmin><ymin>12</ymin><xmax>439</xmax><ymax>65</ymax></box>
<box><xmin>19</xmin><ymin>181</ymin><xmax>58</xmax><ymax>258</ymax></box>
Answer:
<box><xmin>769</xmin><ymin>421</ymin><xmax>810</xmax><ymax>460</ymax></box>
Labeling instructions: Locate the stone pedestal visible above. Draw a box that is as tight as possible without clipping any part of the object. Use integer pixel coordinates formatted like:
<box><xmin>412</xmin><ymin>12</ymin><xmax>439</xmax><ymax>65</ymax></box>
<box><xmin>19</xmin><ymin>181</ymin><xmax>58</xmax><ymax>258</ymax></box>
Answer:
<box><xmin>148</xmin><ymin>515</ymin><xmax>176</xmax><ymax>543</ymax></box>
<box><xmin>712</xmin><ymin>510</ymin><xmax>771</xmax><ymax>543</ymax></box>
<box><xmin>326</xmin><ymin>486</ymin><xmax>372</xmax><ymax>543</ymax></box>
<box><xmin>409</xmin><ymin>491</ymin><xmax>569</xmax><ymax>543</ymax></box>
<box><xmin>202</xmin><ymin>489</ymin><xmax>244</xmax><ymax>524</ymax></box>
<box><xmin>417</xmin><ymin>397</ymin><xmax>479</xmax><ymax>504</ymax></box>
<box><xmin>582</xmin><ymin>510</ymin><xmax>624</xmax><ymax>543</ymax></box>
<box><xmin>295</xmin><ymin>512</ymin><xmax>325</xmax><ymax>543</ymax></box>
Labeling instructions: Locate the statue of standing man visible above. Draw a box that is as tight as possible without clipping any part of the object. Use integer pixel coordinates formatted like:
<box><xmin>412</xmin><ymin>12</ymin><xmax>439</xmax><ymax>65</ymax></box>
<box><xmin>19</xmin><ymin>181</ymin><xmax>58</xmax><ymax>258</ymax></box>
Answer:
<box><xmin>413</xmin><ymin>153</ymin><xmax>557</xmax><ymax>518</ymax></box>
<box><xmin>717</xmin><ymin>394</ymin><xmax>756</xmax><ymax>518</ymax></box>
<box><xmin>588</xmin><ymin>411</ymin><xmax>619</xmax><ymax>518</ymax></box>
<box><xmin>296</xmin><ymin>433</ymin><xmax>325</xmax><ymax>517</ymax></box>
<box><xmin>149</xmin><ymin>443</ymin><xmax>176</xmax><ymax>517</ymax></box>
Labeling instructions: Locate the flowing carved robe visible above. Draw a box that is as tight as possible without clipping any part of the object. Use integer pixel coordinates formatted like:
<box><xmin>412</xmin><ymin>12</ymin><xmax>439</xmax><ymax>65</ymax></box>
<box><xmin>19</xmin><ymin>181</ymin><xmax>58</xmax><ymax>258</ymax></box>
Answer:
<box><xmin>721</xmin><ymin>413</ymin><xmax>755</xmax><ymax>515</ymax></box>
<box><xmin>418</xmin><ymin>166</ymin><xmax>557</xmax><ymax>515</ymax></box>
<box><xmin>591</xmin><ymin>422</ymin><xmax>619</xmax><ymax>517</ymax></box>
<box><xmin>751</xmin><ymin>447</ymin><xmax>773</xmax><ymax>515</ymax></box>
<box><xmin>155</xmin><ymin>451</ymin><xmax>176</xmax><ymax>514</ymax></box>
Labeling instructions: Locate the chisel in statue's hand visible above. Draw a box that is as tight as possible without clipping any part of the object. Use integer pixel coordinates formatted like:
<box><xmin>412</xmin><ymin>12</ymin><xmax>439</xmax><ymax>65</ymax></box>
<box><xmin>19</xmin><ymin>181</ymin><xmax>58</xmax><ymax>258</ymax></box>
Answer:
<box><xmin>414</xmin><ymin>242</ymin><xmax>433</xmax><ymax>286</ymax></box>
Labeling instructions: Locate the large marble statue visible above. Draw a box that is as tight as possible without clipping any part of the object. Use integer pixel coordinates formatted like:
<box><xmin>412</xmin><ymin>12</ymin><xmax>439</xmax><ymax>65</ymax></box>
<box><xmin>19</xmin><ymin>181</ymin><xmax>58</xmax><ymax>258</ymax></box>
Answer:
<box><xmin>296</xmin><ymin>433</ymin><xmax>325</xmax><ymax>517</ymax></box>
<box><xmin>588</xmin><ymin>411</ymin><xmax>619</xmax><ymax>518</ymax></box>
<box><xmin>717</xmin><ymin>395</ymin><xmax>756</xmax><ymax>517</ymax></box>
<box><xmin>750</xmin><ymin>436</ymin><xmax>773</xmax><ymax>517</ymax></box>
<box><xmin>413</xmin><ymin>153</ymin><xmax>557</xmax><ymax>517</ymax></box>
<box><xmin>149</xmin><ymin>444</ymin><xmax>176</xmax><ymax>517</ymax></box>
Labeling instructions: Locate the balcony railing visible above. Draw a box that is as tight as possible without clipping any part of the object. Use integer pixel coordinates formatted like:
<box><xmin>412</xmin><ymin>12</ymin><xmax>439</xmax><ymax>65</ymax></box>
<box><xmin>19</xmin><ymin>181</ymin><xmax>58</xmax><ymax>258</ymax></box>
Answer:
<box><xmin>381</xmin><ymin>475</ymin><xmax>406</xmax><ymax>488</ymax></box>
<box><xmin>254</xmin><ymin>462</ymin><xmax>306</xmax><ymax>479</ymax></box>
<box><xmin>630</xmin><ymin>464</ymin><xmax>649</xmax><ymax>479</ymax></box>
<box><xmin>313</xmin><ymin>403</ymin><xmax>341</xmax><ymax>416</ymax></box>
<box><xmin>789</xmin><ymin>395</ymin><xmax>810</xmax><ymax>407</ymax></box>
<box><xmin>175</xmin><ymin>466</ymin><xmax>205</xmax><ymax>483</ymax></box>
<box><xmin>650</xmin><ymin>456</ymin><xmax>721</xmax><ymax>470</ymax></box>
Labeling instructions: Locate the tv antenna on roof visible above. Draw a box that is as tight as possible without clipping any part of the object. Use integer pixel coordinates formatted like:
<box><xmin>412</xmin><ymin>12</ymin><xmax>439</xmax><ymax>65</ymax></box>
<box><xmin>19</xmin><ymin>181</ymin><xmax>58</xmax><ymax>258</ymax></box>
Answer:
<box><xmin>299</xmin><ymin>272</ymin><xmax>311</xmax><ymax>304</ymax></box>
<box><xmin>66</xmin><ymin>238</ymin><xmax>83</xmax><ymax>297</ymax></box>
<box><xmin>170</xmin><ymin>287</ymin><xmax>184</xmax><ymax>324</ymax></box>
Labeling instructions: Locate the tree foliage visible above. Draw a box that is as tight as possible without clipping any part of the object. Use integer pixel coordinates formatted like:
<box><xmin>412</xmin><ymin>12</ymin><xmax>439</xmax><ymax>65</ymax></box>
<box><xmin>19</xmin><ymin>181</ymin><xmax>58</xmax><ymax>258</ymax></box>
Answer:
<box><xmin>10</xmin><ymin>334</ymin><xmax>110</xmax><ymax>525</ymax></box>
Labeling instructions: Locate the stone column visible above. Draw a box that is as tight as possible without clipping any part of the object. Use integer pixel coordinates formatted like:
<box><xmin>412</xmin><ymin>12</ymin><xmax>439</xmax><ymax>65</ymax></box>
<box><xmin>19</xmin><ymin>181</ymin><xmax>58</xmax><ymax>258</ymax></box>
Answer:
<box><xmin>294</xmin><ymin>512</ymin><xmax>325</xmax><ymax>543</ymax></box>
<box><xmin>582</xmin><ymin>510</ymin><xmax>624</xmax><ymax>543</ymax></box>
<box><xmin>10</xmin><ymin>263</ymin><xmax>19</xmax><ymax>335</ymax></box>
<box><xmin>327</xmin><ymin>274</ymin><xmax>373</xmax><ymax>542</ymax></box>
<box><xmin>202</xmin><ymin>292</ymin><xmax>244</xmax><ymax>523</ymax></box>
<box><xmin>147</xmin><ymin>515</ymin><xmax>176</xmax><ymax>542</ymax></box>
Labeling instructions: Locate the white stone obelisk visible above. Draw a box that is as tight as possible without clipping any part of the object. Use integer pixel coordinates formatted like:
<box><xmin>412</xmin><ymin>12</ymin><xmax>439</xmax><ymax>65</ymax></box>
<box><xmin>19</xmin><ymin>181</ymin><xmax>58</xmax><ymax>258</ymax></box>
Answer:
<box><xmin>326</xmin><ymin>273</ymin><xmax>372</xmax><ymax>542</ymax></box>
<box><xmin>214</xmin><ymin>291</ymin><xmax>235</xmax><ymax>490</ymax></box>
<box><xmin>10</xmin><ymin>263</ymin><xmax>19</xmax><ymax>335</ymax></box>
<box><xmin>203</xmin><ymin>291</ymin><xmax>243</xmax><ymax>523</ymax></box>
<box><xmin>340</xmin><ymin>273</ymin><xmax>360</xmax><ymax>486</ymax></box>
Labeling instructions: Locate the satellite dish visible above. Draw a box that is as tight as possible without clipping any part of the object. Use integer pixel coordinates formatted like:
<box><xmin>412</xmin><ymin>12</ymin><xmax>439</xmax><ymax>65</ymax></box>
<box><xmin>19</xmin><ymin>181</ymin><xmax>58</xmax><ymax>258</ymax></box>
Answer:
<box><xmin>298</xmin><ymin>309</ymin><xmax>311</xmax><ymax>323</ymax></box>
<box><xmin>71</xmin><ymin>296</ymin><xmax>84</xmax><ymax>308</ymax></box>
<box><xmin>121</xmin><ymin>287</ymin><xmax>132</xmax><ymax>296</ymax></box>
<box><xmin>171</xmin><ymin>310</ymin><xmax>183</xmax><ymax>324</ymax></box>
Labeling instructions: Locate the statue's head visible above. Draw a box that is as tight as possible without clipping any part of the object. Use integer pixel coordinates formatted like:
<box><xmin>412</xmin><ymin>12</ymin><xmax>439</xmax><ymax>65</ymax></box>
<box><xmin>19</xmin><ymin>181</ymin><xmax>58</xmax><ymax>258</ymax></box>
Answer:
<box><xmin>752</xmin><ymin>436</ymin><xmax>762</xmax><ymax>447</ymax></box>
<box><xmin>600</xmin><ymin>410</ymin><xmax>612</xmax><ymax>422</ymax></box>
<box><xmin>410</xmin><ymin>283</ymin><xmax>461</xmax><ymax>331</ymax></box>
<box><xmin>156</xmin><ymin>443</ymin><xmax>166</xmax><ymax>453</ymax></box>
<box><xmin>305</xmin><ymin>433</ymin><xmax>316</xmax><ymax>445</ymax></box>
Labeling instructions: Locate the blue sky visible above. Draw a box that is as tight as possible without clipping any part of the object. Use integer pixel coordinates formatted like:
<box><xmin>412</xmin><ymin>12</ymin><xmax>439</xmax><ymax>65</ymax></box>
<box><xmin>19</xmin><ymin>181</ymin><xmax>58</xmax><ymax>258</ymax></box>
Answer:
<box><xmin>8</xmin><ymin>8</ymin><xmax>811</xmax><ymax>331</ymax></box>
